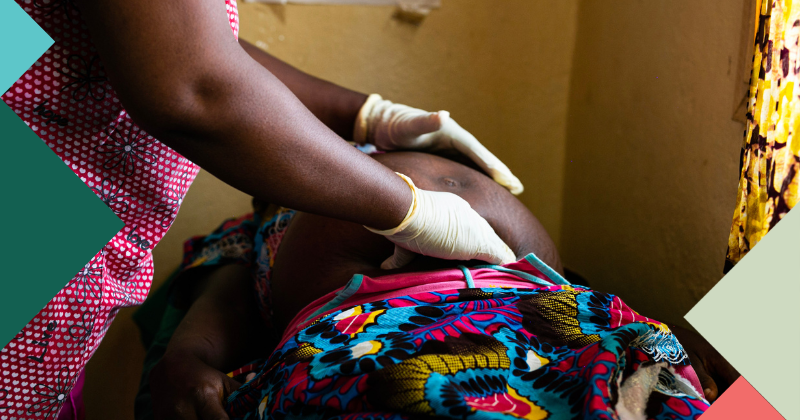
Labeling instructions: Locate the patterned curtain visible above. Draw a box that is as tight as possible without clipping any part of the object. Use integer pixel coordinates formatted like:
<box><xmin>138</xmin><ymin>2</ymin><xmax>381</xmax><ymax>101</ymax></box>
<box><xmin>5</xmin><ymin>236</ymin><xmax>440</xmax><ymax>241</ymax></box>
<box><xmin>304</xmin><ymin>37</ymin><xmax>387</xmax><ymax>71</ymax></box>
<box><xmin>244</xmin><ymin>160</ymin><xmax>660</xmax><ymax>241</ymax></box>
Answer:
<box><xmin>726</xmin><ymin>0</ymin><xmax>800</xmax><ymax>272</ymax></box>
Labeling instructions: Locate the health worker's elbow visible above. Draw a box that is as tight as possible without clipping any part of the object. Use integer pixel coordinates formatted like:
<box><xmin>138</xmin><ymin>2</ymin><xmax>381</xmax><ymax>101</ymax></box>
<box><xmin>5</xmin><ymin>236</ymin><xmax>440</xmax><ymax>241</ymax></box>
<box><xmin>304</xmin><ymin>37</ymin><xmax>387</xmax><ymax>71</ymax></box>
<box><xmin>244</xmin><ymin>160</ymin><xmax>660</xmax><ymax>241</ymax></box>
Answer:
<box><xmin>119</xmin><ymin>79</ymin><xmax>220</xmax><ymax>142</ymax></box>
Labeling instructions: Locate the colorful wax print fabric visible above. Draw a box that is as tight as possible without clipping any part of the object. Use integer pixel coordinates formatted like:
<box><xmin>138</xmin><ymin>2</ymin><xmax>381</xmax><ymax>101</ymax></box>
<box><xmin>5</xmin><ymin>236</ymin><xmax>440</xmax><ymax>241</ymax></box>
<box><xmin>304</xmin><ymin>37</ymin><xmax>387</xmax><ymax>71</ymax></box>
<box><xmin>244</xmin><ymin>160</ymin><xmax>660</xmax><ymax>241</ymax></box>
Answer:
<box><xmin>225</xmin><ymin>279</ymin><xmax>707</xmax><ymax>419</ymax></box>
<box><xmin>0</xmin><ymin>0</ymin><xmax>239</xmax><ymax>417</ymax></box>
<box><xmin>180</xmin><ymin>213</ymin><xmax>262</xmax><ymax>272</ymax></box>
<box><xmin>727</xmin><ymin>0</ymin><xmax>800</xmax><ymax>271</ymax></box>
<box><xmin>178</xmin><ymin>207</ymin><xmax>296</xmax><ymax>328</ymax></box>
<box><xmin>165</xmin><ymin>211</ymin><xmax>708</xmax><ymax>420</ymax></box>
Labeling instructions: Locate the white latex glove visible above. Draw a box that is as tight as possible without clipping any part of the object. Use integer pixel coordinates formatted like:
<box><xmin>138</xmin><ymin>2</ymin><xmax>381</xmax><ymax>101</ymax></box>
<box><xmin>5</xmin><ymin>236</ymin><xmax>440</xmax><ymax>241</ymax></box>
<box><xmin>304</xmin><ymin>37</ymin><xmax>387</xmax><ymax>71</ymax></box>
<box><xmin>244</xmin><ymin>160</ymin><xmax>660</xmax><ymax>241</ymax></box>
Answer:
<box><xmin>354</xmin><ymin>94</ymin><xmax>524</xmax><ymax>195</ymax></box>
<box><xmin>366</xmin><ymin>173</ymin><xmax>517</xmax><ymax>269</ymax></box>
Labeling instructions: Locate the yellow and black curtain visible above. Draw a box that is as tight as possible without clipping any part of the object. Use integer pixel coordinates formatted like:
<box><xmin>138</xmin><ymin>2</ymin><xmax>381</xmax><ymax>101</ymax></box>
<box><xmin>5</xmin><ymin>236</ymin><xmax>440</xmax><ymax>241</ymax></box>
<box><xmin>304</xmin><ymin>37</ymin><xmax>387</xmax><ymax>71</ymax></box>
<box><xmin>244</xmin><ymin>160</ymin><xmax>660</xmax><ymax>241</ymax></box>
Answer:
<box><xmin>726</xmin><ymin>0</ymin><xmax>800</xmax><ymax>272</ymax></box>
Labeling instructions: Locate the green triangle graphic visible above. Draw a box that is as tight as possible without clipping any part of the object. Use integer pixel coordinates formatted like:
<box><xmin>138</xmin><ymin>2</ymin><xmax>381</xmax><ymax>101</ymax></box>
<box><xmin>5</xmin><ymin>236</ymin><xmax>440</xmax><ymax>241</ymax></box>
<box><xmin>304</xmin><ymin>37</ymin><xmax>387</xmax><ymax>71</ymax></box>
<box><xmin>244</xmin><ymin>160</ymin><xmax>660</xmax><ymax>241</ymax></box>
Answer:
<box><xmin>686</xmin><ymin>207</ymin><xmax>800</xmax><ymax>420</ymax></box>
<box><xmin>0</xmin><ymin>103</ymin><xmax>123</xmax><ymax>346</ymax></box>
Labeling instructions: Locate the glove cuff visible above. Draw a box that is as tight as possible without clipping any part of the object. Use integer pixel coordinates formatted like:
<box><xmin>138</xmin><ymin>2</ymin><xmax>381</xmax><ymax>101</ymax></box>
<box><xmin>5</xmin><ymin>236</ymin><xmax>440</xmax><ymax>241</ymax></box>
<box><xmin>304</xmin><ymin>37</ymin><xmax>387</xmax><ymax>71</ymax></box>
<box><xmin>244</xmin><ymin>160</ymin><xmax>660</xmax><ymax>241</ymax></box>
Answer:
<box><xmin>353</xmin><ymin>93</ymin><xmax>384</xmax><ymax>145</ymax></box>
<box><xmin>365</xmin><ymin>172</ymin><xmax>418</xmax><ymax>236</ymax></box>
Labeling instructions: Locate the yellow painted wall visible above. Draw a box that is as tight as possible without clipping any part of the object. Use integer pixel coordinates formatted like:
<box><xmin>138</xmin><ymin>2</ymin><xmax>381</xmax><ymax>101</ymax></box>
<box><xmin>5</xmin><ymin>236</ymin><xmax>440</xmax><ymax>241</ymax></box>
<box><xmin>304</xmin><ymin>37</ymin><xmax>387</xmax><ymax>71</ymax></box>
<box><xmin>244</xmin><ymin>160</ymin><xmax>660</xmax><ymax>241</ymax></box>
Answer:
<box><xmin>559</xmin><ymin>0</ymin><xmax>752</xmax><ymax>326</ymax></box>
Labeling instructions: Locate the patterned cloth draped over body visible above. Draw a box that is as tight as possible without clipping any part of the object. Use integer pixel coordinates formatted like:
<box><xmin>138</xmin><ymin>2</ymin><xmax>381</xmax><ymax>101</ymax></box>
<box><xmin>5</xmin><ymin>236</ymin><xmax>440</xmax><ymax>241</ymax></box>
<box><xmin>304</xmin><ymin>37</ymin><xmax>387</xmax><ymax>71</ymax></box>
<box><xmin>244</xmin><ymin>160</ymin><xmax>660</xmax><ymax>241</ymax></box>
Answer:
<box><xmin>0</xmin><ymin>0</ymin><xmax>239</xmax><ymax>418</ymax></box>
<box><xmin>174</xmin><ymin>211</ymin><xmax>709</xmax><ymax>420</ymax></box>
<box><xmin>726</xmin><ymin>0</ymin><xmax>800</xmax><ymax>271</ymax></box>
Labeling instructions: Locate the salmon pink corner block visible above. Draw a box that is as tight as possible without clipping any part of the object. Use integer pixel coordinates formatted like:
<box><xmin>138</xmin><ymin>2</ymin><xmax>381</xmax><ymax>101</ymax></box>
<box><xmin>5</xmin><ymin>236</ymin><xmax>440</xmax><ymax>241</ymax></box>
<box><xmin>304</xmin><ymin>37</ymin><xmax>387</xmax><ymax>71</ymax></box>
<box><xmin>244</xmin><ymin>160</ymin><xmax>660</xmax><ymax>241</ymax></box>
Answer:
<box><xmin>700</xmin><ymin>377</ymin><xmax>784</xmax><ymax>420</ymax></box>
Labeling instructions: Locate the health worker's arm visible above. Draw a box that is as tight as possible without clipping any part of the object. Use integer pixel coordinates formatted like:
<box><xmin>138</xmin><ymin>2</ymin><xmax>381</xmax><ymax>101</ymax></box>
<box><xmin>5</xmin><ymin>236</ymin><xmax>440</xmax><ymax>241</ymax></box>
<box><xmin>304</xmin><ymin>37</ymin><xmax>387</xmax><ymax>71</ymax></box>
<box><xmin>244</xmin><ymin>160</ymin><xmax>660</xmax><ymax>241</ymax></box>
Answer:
<box><xmin>239</xmin><ymin>39</ymin><xmax>367</xmax><ymax>141</ymax></box>
<box><xmin>74</xmin><ymin>0</ymin><xmax>516</xmax><ymax>266</ymax></box>
<box><xmin>236</xmin><ymin>41</ymin><xmax>524</xmax><ymax>196</ymax></box>
<box><xmin>74</xmin><ymin>0</ymin><xmax>409</xmax><ymax>230</ymax></box>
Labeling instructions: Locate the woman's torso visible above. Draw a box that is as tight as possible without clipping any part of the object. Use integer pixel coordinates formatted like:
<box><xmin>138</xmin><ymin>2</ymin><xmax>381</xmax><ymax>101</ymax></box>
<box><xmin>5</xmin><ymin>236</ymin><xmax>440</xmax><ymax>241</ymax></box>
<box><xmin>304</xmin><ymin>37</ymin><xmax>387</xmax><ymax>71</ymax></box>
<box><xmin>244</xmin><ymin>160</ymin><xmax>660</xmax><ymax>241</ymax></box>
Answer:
<box><xmin>268</xmin><ymin>151</ymin><xmax>562</xmax><ymax>332</ymax></box>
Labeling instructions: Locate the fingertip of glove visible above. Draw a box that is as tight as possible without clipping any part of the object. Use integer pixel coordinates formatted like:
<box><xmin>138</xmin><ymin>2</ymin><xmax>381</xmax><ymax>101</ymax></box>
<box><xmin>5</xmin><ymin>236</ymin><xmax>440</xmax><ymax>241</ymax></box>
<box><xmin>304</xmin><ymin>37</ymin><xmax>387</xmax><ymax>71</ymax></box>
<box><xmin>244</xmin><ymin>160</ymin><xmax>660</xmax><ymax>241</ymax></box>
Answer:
<box><xmin>485</xmin><ymin>167</ymin><xmax>524</xmax><ymax>195</ymax></box>
<box><xmin>496</xmin><ymin>174</ymin><xmax>524</xmax><ymax>195</ymax></box>
<box><xmin>380</xmin><ymin>247</ymin><xmax>417</xmax><ymax>269</ymax></box>
<box><xmin>408</xmin><ymin>111</ymin><xmax>448</xmax><ymax>136</ymax></box>
<box><xmin>502</xmin><ymin>248</ymin><xmax>517</xmax><ymax>265</ymax></box>
<box><xmin>428</xmin><ymin>111</ymin><xmax>449</xmax><ymax>131</ymax></box>
<box><xmin>481</xmin><ymin>245</ymin><xmax>517</xmax><ymax>266</ymax></box>
<box><xmin>380</xmin><ymin>258</ymin><xmax>399</xmax><ymax>270</ymax></box>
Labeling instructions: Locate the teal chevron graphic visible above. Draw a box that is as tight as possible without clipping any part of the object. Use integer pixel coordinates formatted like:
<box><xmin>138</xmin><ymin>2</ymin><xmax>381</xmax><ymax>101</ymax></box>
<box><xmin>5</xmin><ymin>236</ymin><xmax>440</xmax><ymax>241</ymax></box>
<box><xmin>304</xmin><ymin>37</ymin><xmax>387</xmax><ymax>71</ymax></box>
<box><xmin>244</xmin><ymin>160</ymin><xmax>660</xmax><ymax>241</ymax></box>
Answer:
<box><xmin>0</xmin><ymin>0</ymin><xmax>123</xmax><ymax>347</ymax></box>
<box><xmin>686</xmin><ymin>208</ymin><xmax>800</xmax><ymax>420</ymax></box>
<box><xmin>0</xmin><ymin>103</ymin><xmax>123</xmax><ymax>346</ymax></box>
<box><xmin>0</xmin><ymin>0</ymin><xmax>53</xmax><ymax>93</ymax></box>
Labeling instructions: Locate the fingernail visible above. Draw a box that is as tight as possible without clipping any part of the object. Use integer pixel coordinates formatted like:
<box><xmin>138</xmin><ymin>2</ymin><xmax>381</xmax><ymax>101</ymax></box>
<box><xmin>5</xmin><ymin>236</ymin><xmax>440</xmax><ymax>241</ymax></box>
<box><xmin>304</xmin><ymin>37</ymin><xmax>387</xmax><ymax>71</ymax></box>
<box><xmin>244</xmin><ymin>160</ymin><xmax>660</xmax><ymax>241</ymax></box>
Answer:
<box><xmin>428</xmin><ymin>112</ymin><xmax>443</xmax><ymax>125</ymax></box>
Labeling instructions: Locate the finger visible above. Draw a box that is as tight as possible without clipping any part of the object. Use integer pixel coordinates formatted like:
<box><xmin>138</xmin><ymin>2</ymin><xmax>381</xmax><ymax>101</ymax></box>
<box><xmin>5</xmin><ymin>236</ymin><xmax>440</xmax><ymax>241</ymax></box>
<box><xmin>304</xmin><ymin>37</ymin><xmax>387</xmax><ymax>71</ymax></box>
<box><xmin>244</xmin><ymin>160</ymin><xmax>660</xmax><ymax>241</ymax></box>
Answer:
<box><xmin>156</xmin><ymin>403</ymin><xmax>199</xmax><ymax>420</ymax></box>
<box><xmin>441</xmin><ymin>120</ymin><xmax>524</xmax><ymax>195</ymax></box>
<box><xmin>476</xmin><ymin>235</ymin><xmax>517</xmax><ymax>265</ymax></box>
<box><xmin>197</xmin><ymin>402</ymin><xmax>230</xmax><ymax>420</ymax></box>
<box><xmin>466</xmin><ymin>146</ymin><xmax>524</xmax><ymax>195</ymax></box>
<box><xmin>223</xmin><ymin>374</ymin><xmax>243</xmax><ymax>396</ymax></box>
<box><xmin>196</xmin><ymin>372</ymin><xmax>244</xmax><ymax>420</ymax></box>
<box><xmin>710</xmin><ymin>354</ymin><xmax>741</xmax><ymax>391</ymax></box>
<box><xmin>389</xmin><ymin>110</ymin><xmax>448</xmax><ymax>141</ymax></box>
<box><xmin>483</xmin><ymin>243</ymin><xmax>517</xmax><ymax>265</ymax></box>
<box><xmin>196</xmin><ymin>387</ymin><xmax>233</xmax><ymax>420</ymax></box>
<box><xmin>381</xmin><ymin>245</ymin><xmax>417</xmax><ymax>269</ymax></box>
<box><xmin>487</xmin><ymin>166</ymin><xmax>524</xmax><ymax>196</ymax></box>
<box><xmin>468</xmin><ymin>211</ymin><xmax>517</xmax><ymax>265</ymax></box>
<box><xmin>691</xmin><ymin>357</ymin><xmax>719</xmax><ymax>402</ymax></box>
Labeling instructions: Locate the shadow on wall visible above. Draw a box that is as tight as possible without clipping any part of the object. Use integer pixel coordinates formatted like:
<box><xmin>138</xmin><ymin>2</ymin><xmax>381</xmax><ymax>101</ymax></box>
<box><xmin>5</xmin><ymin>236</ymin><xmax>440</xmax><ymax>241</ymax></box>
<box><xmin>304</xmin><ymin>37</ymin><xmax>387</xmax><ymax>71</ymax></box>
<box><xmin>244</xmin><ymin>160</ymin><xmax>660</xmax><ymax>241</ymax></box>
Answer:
<box><xmin>559</xmin><ymin>0</ymin><xmax>753</xmax><ymax>326</ymax></box>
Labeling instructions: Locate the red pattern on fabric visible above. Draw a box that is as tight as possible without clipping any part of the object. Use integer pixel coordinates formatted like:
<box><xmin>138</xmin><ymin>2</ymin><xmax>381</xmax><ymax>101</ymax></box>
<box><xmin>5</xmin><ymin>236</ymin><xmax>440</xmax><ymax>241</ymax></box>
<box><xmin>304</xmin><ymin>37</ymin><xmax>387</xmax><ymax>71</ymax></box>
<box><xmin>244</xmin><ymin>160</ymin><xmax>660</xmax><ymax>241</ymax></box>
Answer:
<box><xmin>0</xmin><ymin>1</ymin><xmax>239</xmax><ymax>417</ymax></box>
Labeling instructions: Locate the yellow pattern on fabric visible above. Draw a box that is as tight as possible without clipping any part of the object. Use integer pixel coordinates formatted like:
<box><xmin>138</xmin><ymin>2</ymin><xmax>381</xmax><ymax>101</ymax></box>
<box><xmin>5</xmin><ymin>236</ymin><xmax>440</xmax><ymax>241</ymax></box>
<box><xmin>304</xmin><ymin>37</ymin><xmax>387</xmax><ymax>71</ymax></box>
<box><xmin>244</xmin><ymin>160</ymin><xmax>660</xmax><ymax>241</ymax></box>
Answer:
<box><xmin>368</xmin><ymin>337</ymin><xmax>511</xmax><ymax>415</ymax></box>
<box><xmin>727</xmin><ymin>0</ymin><xmax>800</xmax><ymax>269</ymax></box>
<box><xmin>350</xmin><ymin>340</ymin><xmax>383</xmax><ymax>358</ymax></box>
<box><xmin>525</xmin><ymin>290</ymin><xmax>601</xmax><ymax>348</ymax></box>
<box><xmin>283</xmin><ymin>342</ymin><xmax>323</xmax><ymax>365</ymax></box>
<box><xmin>504</xmin><ymin>385</ymin><xmax>549</xmax><ymax>420</ymax></box>
<box><xmin>257</xmin><ymin>396</ymin><xmax>269</xmax><ymax>420</ymax></box>
<box><xmin>353</xmin><ymin>310</ymin><xmax>385</xmax><ymax>337</ymax></box>
<box><xmin>334</xmin><ymin>306</ymin><xmax>364</xmax><ymax>320</ymax></box>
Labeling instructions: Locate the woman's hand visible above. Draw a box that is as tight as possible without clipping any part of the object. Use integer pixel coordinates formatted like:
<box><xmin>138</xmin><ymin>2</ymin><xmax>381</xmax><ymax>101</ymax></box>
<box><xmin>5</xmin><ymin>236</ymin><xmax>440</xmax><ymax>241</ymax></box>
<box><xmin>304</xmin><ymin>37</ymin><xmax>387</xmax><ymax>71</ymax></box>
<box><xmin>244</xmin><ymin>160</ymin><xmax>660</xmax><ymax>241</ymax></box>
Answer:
<box><xmin>354</xmin><ymin>94</ymin><xmax>524</xmax><ymax>195</ymax></box>
<box><xmin>671</xmin><ymin>325</ymin><xmax>740</xmax><ymax>402</ymax></box>
<box><xmin>150</xmin><ymin>349</ymin><xmax>242</xmax><ymax>420</ymax></box>
<box><xmin>147</xmin><ymin>264</ymin><xmax>266</xmax><ymax>419</ymax></box>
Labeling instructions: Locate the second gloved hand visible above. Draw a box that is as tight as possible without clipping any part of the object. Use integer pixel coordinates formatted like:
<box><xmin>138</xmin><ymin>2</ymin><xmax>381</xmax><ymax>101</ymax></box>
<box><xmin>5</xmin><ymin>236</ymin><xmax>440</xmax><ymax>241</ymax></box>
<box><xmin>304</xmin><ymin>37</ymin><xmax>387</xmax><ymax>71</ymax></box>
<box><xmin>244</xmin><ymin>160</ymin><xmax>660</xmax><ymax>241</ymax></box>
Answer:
<box><xmin>366</xmin><ymin>173</ymin><xmax>517</xmax><ymax>269</ymax></box>
<box><xmin>354</xmin><ymin>94</ymin><xmax>524</xmax><ymax>195</ymax></box>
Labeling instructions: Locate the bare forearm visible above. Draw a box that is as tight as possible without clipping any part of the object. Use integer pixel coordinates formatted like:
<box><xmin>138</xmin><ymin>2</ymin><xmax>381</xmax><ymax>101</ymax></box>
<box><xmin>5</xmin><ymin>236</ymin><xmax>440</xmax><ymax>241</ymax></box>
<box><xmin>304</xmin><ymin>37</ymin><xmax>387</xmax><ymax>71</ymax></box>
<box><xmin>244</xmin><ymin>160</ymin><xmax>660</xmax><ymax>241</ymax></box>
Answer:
<box><xmin>167</xmin><ymin>265</ymin><xmax>263</xmax><ymax>371</ymax></box>
<box><xmin>76</xmin><ymin>0</ymin><xmax>409</xmax><ymax>230</ymax></box>
<box><xmin>160</xmin><ymin>53</ymin><xmax>409</xmax><ymax>229</ymax></box>
<box><xmin>240</xmin><ymin>39</ymin><xmax>367</xmax><ymax>140</ymax></box>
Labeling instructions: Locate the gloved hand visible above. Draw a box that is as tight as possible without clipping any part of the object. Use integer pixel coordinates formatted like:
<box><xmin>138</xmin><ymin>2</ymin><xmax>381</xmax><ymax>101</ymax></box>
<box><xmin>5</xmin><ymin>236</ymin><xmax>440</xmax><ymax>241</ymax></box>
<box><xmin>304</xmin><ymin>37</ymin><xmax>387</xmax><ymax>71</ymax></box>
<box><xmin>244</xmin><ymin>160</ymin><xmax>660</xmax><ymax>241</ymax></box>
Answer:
<box><xmin>354</xmin><ymin>94</ymin><xmax>524</xmax><ymax>195</ymax></box>
<box><xmin>366</xmin><ymin>173</ymin><xmax>517</xmax><ymax>269</ymax></box>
